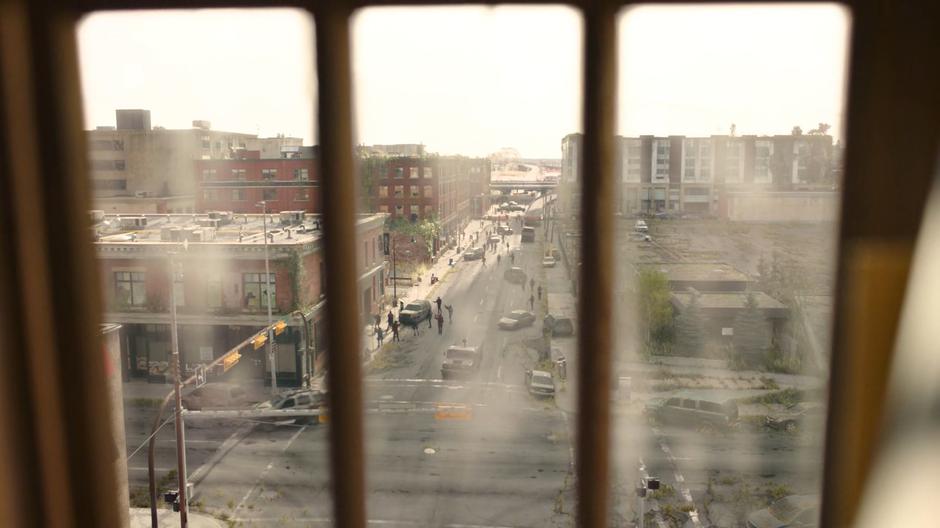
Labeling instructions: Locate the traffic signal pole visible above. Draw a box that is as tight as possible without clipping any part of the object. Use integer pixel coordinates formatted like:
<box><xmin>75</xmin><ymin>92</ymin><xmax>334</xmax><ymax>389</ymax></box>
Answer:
<box><xmin>167</xmin><ymin>251</ymin><xmax>189</xmax><ymax>526</ymax></box>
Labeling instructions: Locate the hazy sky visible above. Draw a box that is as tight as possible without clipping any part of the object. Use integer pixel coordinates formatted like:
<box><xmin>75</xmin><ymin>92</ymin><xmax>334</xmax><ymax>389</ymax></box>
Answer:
<box><xmin>78</xmin><ymin>4</ymin><xmax>849</xmax><ymax>159</ymax></box>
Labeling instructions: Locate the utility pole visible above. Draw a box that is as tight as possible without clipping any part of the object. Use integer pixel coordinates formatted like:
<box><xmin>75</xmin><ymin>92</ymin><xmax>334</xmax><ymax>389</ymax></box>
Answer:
<box><xmin>168</xmin><ymin>250</ymin><xmax>189</xmax><ymax>526</ymax></box>
<box><xmin>259</xmin><ymin>201</ymin><xmax>277</xmax><ymax>394</ymax></box>
<box><xmin>392</xmin><ymin>234</ymin><xmax>397</xmax><ymax>310</ymax></box>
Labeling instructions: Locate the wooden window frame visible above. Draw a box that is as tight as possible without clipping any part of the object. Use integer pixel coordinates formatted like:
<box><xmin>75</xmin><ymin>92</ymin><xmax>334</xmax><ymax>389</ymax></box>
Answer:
<box><xmin>0</xmin><ymin>1</ymin><xmax>938</xmax><ymax>528</ymax></box>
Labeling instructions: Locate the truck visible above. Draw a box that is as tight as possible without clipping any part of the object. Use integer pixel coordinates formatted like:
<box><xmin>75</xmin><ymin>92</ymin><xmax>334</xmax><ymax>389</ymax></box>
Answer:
<box><xmin>521</xmin><ymin>226</ymin><xmax>536</xmax><ymax>243</ymax></box>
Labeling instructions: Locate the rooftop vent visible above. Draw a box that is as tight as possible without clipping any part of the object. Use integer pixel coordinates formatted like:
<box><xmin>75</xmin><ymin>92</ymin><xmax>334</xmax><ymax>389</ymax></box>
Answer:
<box><xmin>279</xmin><ymin>211</ymin><xmax>305</xmax><ymax>225</ymax></box>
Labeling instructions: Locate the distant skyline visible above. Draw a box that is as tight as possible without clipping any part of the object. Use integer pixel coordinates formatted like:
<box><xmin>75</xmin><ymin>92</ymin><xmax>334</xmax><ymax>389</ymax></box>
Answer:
<box><xmin>78</xmin><ymin>5</ymin><xmax>849</xmax><ymax>159</ymax></box>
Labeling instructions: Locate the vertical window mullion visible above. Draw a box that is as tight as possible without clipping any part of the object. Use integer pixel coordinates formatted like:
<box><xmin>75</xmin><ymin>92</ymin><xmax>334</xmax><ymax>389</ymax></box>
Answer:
<box><xmin>577</xmin><ymin>3</ymin><xmax>617</xmax><ymax>528</ymax></box>
<box><xmin>313</xmin><ymin>5</ymin><xmax>367</xmax><ymax>528</ymax></box>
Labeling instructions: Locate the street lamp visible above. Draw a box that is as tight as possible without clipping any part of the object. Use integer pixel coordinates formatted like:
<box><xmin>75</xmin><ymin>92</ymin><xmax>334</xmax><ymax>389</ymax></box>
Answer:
<box><xmin>292</xmin><ymin>310</ymin><xmax>313</xmax><ymax>387</ymax></box>
<box><xmin>257</xmin><ymin>201</ymin><xmax>277</xmax><ymax>394</ymax></box>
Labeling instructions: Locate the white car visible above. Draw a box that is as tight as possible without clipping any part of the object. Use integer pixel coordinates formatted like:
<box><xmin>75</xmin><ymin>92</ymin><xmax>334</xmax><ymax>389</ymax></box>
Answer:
<box><xmin>633</xmin><ymin>220</ymin><xmax>649</xmax><ymax>233</ymax></box>
<box><xmin>542</xmin><ymin>256</ymin><xmax>556</xmax><ymax>267</ymax></box>
<box><xmin>526</xmin><ymin>369</ymin><xmax>555</xmax><ymax>397</ymax></box>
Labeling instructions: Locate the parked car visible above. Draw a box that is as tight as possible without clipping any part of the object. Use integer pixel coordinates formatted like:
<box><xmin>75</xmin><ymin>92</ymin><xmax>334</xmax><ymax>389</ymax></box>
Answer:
<box><xmin>543</xmin><ymin>314</ymin><xmax>575</xmax><ymax>337</ymax></box>
<box><xmin>525</xmin><ymin>369</ymin><xmax>555</xmax><ymax>397</ymax></box>
<box><xmin>542</xmin><ymin>256</ymin><xmax>556</xmax><ymax>267</ymax></box>
<box><xmin>630</xmin><ymin>232</ymin><xmax>652</xmax><ymax>242</ymax></box>
<box><xmin>764</xmin><ymin>402</ymin><xmax>826</xmax><ymax>433</ymax></box>
<box><xmin>463</xmin><ymin>247</ymin><xmax>485</xmax><ymax>261</ymax></box>
<box><xmin>645</xmin><ymin>395</ymin><xmax>739</xmax><ymax>430</ymax></box>
<box><xmin>498</xmin><ymin>224</ymin><xmax>513</xmax><ymax>235</ymax></box>
<box><xmin>181</xmin><ymin>383</ymin><xmax>247</xmax><ymax>411</ymax></box>
<box><xmin>633</xmin><ymin>219</ymin><xmax>649</xmax><ymax>232</ymax></box>
<box><xmin>441</xmin><ymin>344</ymin><xmax>483</xmax><ymax>379</ymax></box>
<box><xmin>503</xmin><ymin>266</ymin><xmax>527</xmax><ymax>284</ymax></box>
<box><xmin>549</xmin><ymin>248</ymin><xmax>561</xmax><ymax>260</ymax></box>
<box><xmin>254</xmin><ymin>388</ymin><xmax>327</xmax><ymax>425</ymax></box>
<box><xmin>746</xmin><ymin>495</ymin><xmax>819</xmax><ymax>528</ymax></box>
<box><xmin>498</xmin><ymin>310</ymin><xmax>536</xmax><ymax>330</ymax></box>
<box><xmin>399</xmin><ymin>300</ymin><xmax>432</xmax><ymax>326</ymax></box>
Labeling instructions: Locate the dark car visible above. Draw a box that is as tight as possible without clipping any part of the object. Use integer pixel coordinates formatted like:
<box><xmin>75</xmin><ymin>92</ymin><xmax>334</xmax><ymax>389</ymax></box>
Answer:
<box><xmin>498</xmin><ymin>310</ymin><xmax>536</xmax><ymax>330</ymax></box>
<box><xmin>463</xmin><ymin>247</ymin><xmax>485</xmax><ymax>261</ymax></box>
<box><xmin>746</xmin><ymin>495</ymin><xmax>819</xmax><ymax>528</ymax></box>
<box><xmin>181</xmin><ymin>382</ymin><xmax>247</xmax><ymax>411</ymax></box>
<box><xmin>441</xmin><ymin>345</ymin><xmax>483</xmax><ymax>379</ymax></box>
<box><xmin>399</xmin><ymin>300</ymin><xmax>432</xmax><ymax>326</ymax></box>
<box><xmin>646</xmin><ymin>396</ymin><xmax>739</xmax><ymax>430</ymax></box>
<box><xmin>543</xmin><ymin>314</ymin><xmax>575</xmax><ymax>337</ymax></box>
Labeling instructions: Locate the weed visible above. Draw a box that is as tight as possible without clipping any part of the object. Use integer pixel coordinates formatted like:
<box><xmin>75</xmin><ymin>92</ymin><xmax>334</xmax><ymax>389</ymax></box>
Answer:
<box><xmin>746</xmin><ymin>388</ymin><xmax>805</xmax><ymax>407</ymax></box>
<box><xmin>650</xmin><ymin>484</ymin><xmax>676</xmax><ymax>501</ymax></box>
<box><xmin>226</xmin><ymin>499</ymin><xmax>235</xmax><ymax>510</ymax></box>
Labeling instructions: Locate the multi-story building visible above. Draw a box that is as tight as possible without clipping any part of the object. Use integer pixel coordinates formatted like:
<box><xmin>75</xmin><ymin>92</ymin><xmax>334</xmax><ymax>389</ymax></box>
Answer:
<box><xmin>195</xmin><ymin>147</ymin><xmax>320</xmax><ymax>213</ymax></box>
<box><xmin>363</xmin><ymin>155</ymin><xmax>489</xmax><ymax>246</ymax></box>
<box><xmin>94</xmin><ymin>211</ymin><xmax>386</xmax><ymax>387</ymax></box>
<box><xmin>86</xmin><ymin>109</ymin><xmax>301</xmax><ymax>213</ymax></box>
<box><xmin>562</xmin><ymin>131</ymin><xmax>835</xmax><ymax>220</ymax></box>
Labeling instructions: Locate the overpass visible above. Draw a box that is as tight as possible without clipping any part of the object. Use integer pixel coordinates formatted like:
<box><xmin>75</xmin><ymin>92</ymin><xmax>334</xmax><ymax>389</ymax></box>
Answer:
<box><xmin>489</xmin><ymin>180</ymin><xmax>558</xmax><ymax>192</ymax></box>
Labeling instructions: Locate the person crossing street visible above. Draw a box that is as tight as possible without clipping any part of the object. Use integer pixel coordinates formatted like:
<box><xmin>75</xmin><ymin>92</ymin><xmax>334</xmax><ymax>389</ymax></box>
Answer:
<box><xmin>436</xmin><ymin>311</ymin><xmax>444</xmax><ymax>335</ymax></box>
<box><xmin>445</xmin><ymin>304</ymin><xmax>453</xmax><ymax>324</ymax></box>
<box><xmin>529</xmin><ymin>294</ymin><xmax>535</xmax><ymax>311</ymax></box>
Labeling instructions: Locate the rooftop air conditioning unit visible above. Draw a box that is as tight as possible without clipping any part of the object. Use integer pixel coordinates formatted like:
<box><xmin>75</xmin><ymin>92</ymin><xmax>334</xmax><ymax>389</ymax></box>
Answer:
<box><xmin>168</xmin><ymin>228</ymin><xmax>183</xmax><ymax>242</ymax></box>
<box><xmin>279</xmin><ymin>210</ymin><xmax>304</xmax><ymax>225</ymax></box>
<box><xmin>119</xmin><ymin>216</ymin><xmax>147</xmax><ymax>229</ymax></box>
<box><xmin>208</xmin><ymin>211</ymin><xmax>234</xmax><ymax>225</ymax></box>
<box><xmin>196</xmin><ymin>218</ymin><xmax>220</xmax><ymax>228</ymax></box>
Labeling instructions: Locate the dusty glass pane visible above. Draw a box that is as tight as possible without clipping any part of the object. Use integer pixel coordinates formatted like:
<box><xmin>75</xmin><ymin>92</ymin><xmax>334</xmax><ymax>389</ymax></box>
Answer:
<box><xmin>353</xmin><ymin>6</ymin><xmax>582</xmax><ymax>526</ymax></box>
<box><xmin>78</xmin><ymin>9</ymin><xmax>330</xmax><ymax>525</ymax></box>
<box><xmin>612</xmin><ymin>5</ymin><xmax>850</xmax><ymax>527</ymax></box>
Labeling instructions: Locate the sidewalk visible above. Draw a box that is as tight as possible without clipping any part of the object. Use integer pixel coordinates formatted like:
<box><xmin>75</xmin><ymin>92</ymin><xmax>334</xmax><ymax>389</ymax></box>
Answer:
<box><xmin>130</xmin><ymin>507</ymin><xmax>224</xmax><ymax>528</ymax></box>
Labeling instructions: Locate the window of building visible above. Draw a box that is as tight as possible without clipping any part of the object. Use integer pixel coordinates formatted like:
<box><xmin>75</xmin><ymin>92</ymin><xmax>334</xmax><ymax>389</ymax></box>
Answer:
<box><xmin>263</xmin><ymin>188</ymin><xmax>277</xmax><ymax>201</ymax></box>
<box><xmin>424</xmin><ymin>205</ymin><xmax>432</xmax><ymax>216</ymax></box>
<box><xmin>379</xmin><ymin>205</ymin><xmax>389</xmax><ymax>213</ymax></box>
<box><xmin>424</xmin><ymin>185</ymin><xmax>432</xmax><ymax>197</ymax></box>
<box><xmin>114</xmin><ymin>271</ymin><xmax>146</xmax><ymax>307</ymax></box>
<box><xmin>410</xmin><ymin>186</ymin><xmax>419</xmax><ymax>197</ymax></box>
<box><xmin>203</xmin><ymin>190</ymin><xmax>218</xmax><ymax>202</ymax></box>
<box><xmin>379</xmin><ymin>185</ymin><xmax>388</xmax><ymax>197</ymax></box>
<box><xmin>296</xmin><ymin>188</ymin><xmax>310</xmax><ymax>201</ymax></box>
<box><xmin>294</xmin><ymin>168</ymin><xmax>309</xmax><ymax>181</ymax></box>
<box><xmin>232</xmin><ymin>189</ymin><xmax>245</xmax><ymax>201</ymax></box>
<box><xmin>394</xmin><ymin>167</ymin><xmax>404</xmax><ymax>179</ymax></box>
<box><xmin>393</xmin><ymin>185</ymin><xmax>403</xmax><ymax>197</ymax></box>
<box><xmin>423</xmin><ymin>167</ymin><xmax>432</xmax><ymax>178</ymax></box>
<box><xmin>395</xmin><ymin>204</ymin><xmax>404</xmax><ymax>216</ymax></box>
<box><xmin>409</xmin><ymin>167</ymin><xmax>418</xmax><ymax>179</ymax></box>
<box><xmin>262</xmin><ymin>168</ymin><xmax>277</xmax><ymax>181</ymax></box>
<box><xmin>207</xmin><ymin>273</ymin><xmax>222</xmax><ymax>308</ymax></box>
<box><xmin>232</xmin><ymin>169</ymin><xmax>246</xmax><ymax>181</ymax></box>
<box><xmin>243</xmin><ymin>272</ymin><xmax>276</xmax><ymax>309</ymax></box>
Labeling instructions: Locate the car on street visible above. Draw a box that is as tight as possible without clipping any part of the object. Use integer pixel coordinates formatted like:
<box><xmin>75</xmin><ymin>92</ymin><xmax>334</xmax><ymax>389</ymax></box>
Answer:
<box><xmin>399</xmin><ymin>300</ymin><xmax>432</xmax><ymax>326</ymax></box>
<box><xmin>489</xmin><ymin>235</ymin><xmax>501</xmax><ymax>245</ymax></box>
<box><xmin>633</xmin><ymin>219</ymin><xmax>649</xmax><ymax>232</ymax></box>
<box><xmin>498</xmin><ymin>310</ymin><xmax>536</xmax><ymax>330</ymax></box>
<box><xmin>441</xmin><ymin>344</ymin><xmax>483</xmax><ymax>379</ymax></box>
<box><xmin>254</xmin><ymin>388</ymin><xmax>328</xmax><ymax>425</ymax></box>
<box><xmin>181</xmin><ymin>382</ymin><xmax>247</xmax><ymax>411</ymax></box>
<box><xmin>503</xmin><ymin>266</ymin><xmax>527</xmax><ymax>284</ymax></box>
<box><xmin>645</xmin><ymin>395</ymin><xmax>739</xmax><ymax>430</ymax></box>
<box><xmin>463</xmin><ymin>247</ymin><xmax>484</xmax><ymax>261</ymax></box>
<box><xmin>498</xmin><ymin>224</ymin><xmax>513</xmax><ymax>235</ymax></box>
<box><xmin>525</xmin><ymin>369</ymin><xmax>555</xmax><ymax>397</ymax></box>
<box><xmin>746</xmin><ymin>495</ymin><xmax>819</xmax><ymax>528</ymax></box>
<box><xmin>764</xmin><ymin>402</ymin><xmax>826</xmax><ymax>433</ymax></box>
<box><xmin>542</xmin><ymin>256</ymin><xmax>556</xmax><ymax>267</ymax></box>
<box><xmin>630</xmin><ymin>232</ymin><xmax>652</xmax><ymax>242</ymax></box>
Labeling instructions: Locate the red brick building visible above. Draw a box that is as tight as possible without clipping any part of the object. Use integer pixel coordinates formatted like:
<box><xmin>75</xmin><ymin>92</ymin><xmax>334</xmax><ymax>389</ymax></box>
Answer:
<box><xmin>95</xmin><ymin>212</ymin><xmax>385</xmax><ymax>387</ymax></box>
<box><xmin>363</xmin><ymin>155</ymin><xmax>490</xmax><ymax>245</ymax></box>
<box><xmin>195</xmin><ymin>147</ymin><xmax>321</xmax><ymax>213</ymax></box>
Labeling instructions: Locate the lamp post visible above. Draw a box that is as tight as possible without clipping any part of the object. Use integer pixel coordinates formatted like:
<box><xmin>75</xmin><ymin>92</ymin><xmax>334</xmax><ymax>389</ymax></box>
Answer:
<box><xmin>257</xmin><ymin>201</ymin><xmax>277</xmax><ymax>394</ymax></box>
<box><xmin>167</xmin><ymin>246</ymin><xmax>189</xmax><ymax>526</ymax></box>
<box><xmin>292</xmin><ymin>310</ymin><xmax>312</xmax><ymax>387</ymax></box>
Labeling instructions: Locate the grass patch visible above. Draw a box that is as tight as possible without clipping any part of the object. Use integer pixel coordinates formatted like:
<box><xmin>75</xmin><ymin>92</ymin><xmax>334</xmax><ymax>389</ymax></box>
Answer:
<box><xmin>745</xmin><ymin>388</ymin><xmax>805</xmax><ymax>407</ymax></box>
<box><xmin>365</xmin><ymin>343</ymin><xmax>413</xmax><ymax>374</ymax></box>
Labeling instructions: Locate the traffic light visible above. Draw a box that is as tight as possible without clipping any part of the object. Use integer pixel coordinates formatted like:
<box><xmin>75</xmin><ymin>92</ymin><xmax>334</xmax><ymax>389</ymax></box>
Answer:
<box><xmin>222</xmin><ymin>351</ymin><xmax>241</xmax><ymax>372</ymax></box>
<box><xmin>252</xmin><ymin>333</ymin><xmax>267</xmax><ymax>350</ymax></box>
<box><xmin>274</xmin><ymin>320</ymin><xmax>287</xmax><ymax>336</ymax></box>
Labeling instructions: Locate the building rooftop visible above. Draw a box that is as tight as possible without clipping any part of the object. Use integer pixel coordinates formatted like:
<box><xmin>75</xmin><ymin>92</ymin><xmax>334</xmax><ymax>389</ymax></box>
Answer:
<box><xmin>644</xmin><ymin>263</ymin><xmax>751</xmax><ymax>283</ymax></box>
<box><xmin>671</xmin><ymin>291</ymin><xmax>788</xmax><ymax>315</ymax></box>
<box><xmin>92</xmin><ymin>211</ymin><xmax>385</xmax><ymax>248</ymax></box>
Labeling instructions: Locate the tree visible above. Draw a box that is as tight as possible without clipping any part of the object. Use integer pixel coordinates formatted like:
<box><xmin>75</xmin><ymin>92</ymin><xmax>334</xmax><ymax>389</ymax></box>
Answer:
<box><xmin>673</xmin><ymin>291</ymin><xmax>705</xmax><ymax>356</ymax></box>
<box><xmin>733</xmin><ymin>293</ymin><xmax>768</xmax><ymax>359</ymax></box>
<box><xmin>637</xmin><ymin>270</ymin><xmax>673</xmax><ymax>349</ymax></box>
<box><xmin>807</xmin><ymin>122</ymin><xmax>831</xmax><ymax>135</ymax></box>
<box><xmin>791</xmin><ymin>126</ymin><xmax>803</xmax><ymax>136</ymax></box>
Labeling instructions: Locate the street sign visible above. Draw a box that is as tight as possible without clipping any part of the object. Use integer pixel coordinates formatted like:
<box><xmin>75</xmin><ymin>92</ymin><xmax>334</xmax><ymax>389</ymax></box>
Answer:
<box><xmin>194</xmin><ymin>365</ymin><xmax>207</xmax><ymax>388</ymax></box>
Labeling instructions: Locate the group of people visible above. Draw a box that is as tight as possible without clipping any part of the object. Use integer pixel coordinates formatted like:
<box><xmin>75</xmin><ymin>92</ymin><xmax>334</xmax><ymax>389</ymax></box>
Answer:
<box><xmin>376</xmin><ymin>295</ymin><xmax>454</xmax><ymax>347</ymax></box>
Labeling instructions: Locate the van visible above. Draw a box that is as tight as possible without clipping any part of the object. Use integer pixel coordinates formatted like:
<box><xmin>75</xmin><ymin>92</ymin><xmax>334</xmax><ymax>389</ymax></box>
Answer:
<box><xmin>646</xmin><ymin>396</ymin><xmax>739</xmax><ymax>430</ymax></box>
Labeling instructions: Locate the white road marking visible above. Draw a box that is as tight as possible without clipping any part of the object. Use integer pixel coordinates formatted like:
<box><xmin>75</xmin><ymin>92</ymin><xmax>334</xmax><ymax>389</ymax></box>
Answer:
<box><xmin>497</xmin><ymin>366</ymin><xmax>502</xmax><ymax>381</ymax></box>
<box><xmin>479</xmin><ymin>298</ymin><xmax>484</xmax><ymax>306</ymax></box>
<box><xmin>234</xmin><ymin>425</ymin><xmax>307</xmax><ymax>512</ymax></box>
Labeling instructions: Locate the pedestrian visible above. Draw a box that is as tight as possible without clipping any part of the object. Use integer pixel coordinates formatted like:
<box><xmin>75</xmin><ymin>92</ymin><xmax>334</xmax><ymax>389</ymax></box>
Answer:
<box><xmin>374</xmin><ymin>313</ymin><xmax>381</xmax><ymax>328</ymax></box>
<box><xmin>510</xmin><ymin>252</ymin><xmax>515</xmax><ymax>265</ymax></box>
<box><xmin>387</xmin><ymin>310</ymin><xmax>394</xmax><ymax>331</ymax></box>
<box><xmin>435</xmin><ymin>296</ymin><xmax>442</xmax><ymax>313</ymax></box>
<box><xmin>399</xmin><ymin>300</ymin><xmax>404</xmax><ymax>311</ymax></box>
<box><xmin>482</xmin><ymin>254</ymin><xmax>487</xmax><ymax>266</ymax></box>
<box><xmin>436</xmin><ymin>312</ymin><xmax>444</xmax><ymax>335</ymax></box>
<box><xmin>497</xmin><ymin>254</ymin><xmax>501</xmax><ymax>265</ymax></box>
<box><xmin>392</xmin><ymin>320</ymin><xmax>400</xmax><ymax>342</ymax></box>
<box><xmin>445</xmin><ymin>304</ymin><xmax>453</xmax><ymax>323</ymax></box>
<box><xmin>529</xmin><ymin>278</ymin><xmax>535</xmax><ymax>291</ymax></box>
<box><xmin>537</xmin><ymin>285</ymin><xmax>542</xmax><ymax>300</ymax></box>
<box><xmin>412</xmin><ymin>321</ymin><xmax>419</xmax><ymax>336</ymax></box>
<box><xmin>427</xmin><ymin>311</ymin><xmax>432</xmax><ymax>328</ymax></box>
<box><xmin>376</xmin><ymin>326</ymin><xmax>384</xmax><ymax>349</ymax></box>
<box><xmin>529</xmin><ymin>294</ymin><xmax>535</xmax><ymax>311</ymax></box>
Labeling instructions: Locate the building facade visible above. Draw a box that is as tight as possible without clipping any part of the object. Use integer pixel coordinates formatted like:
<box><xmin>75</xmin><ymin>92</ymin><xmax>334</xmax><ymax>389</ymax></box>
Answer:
<box><xmin>86</xmin><ymin>109</ymin><xmax>301</xmax><ymax>213</ymax></box>
<box><xmin>95</xmin><ymin>212</ymin><xmax>386</xmax><ymax>387</ymax></box>
<box><xmin>195</xmin><ymin>147</ymin><xmax>321</xmax><ymax>213</ymax></box>
<box><xmin>561</xmin><ymin>131</ymin><xmax>836</xmax><ymax>220</ymax></box>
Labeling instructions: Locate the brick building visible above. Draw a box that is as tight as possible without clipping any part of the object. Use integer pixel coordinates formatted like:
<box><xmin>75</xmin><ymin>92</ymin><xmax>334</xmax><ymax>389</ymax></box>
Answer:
<box><xmin>560</xmin><ymin>131</ymin><xmax>835</xmax><ymax>220</ymax></box>
<box><xmin>195</xmin><ymin>147</ymin><xmax>321</xmax><ymax>213</ymax></box>
<box><xmin>363</xmin><ymin>155</ymin><xmax>490</xmax><ymax>245</ymax></box>
<box><xmin>86</xmin><ymin>109</ymin><xmax>301</xmax><ymax>214</ymax></box>
<box><xmin>94</xmin><ymin>212</ymin><xmax>386</xmax><ymax>387</ymax></box>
